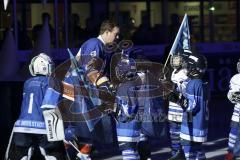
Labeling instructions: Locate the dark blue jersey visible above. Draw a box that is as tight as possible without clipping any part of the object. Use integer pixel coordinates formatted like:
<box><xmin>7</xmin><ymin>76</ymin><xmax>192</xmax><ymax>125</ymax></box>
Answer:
<box><xmin>78</xmin><ymin>37</ymin><xmax>112</xmax><ymax>76</ymax></box>
<box><xmin>14</xmin><ymin>76</ymin><xmax>49</xmax><ymax>134</ymax></box>
<box><xmin>180</xmin><ymin>79</ymin><xmax>209</xmax><ymax>142</ymax></box>
<box><xmin>116</xmin><ymin>74</ymin><xmax>167</xmax><ymax>141</ymax></box>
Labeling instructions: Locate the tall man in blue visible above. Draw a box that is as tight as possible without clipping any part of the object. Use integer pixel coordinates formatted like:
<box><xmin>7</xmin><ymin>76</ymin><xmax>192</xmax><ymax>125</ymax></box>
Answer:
<box><xmin>5</xmin><ymin>53</ymin><xmax>66</xmax><ymax>160</ymax></box>
<box><xmin>72</xmin><ymin>19</ymin><xmax>120</xmax><ymax>158</ymax></box>
<box><xmin>76</xmin><ymin>19</ymin><xmax>119</xmax><ymax>76</ymax></box>
<box><xmin>179</xmin><ymin>53</ymin><xmax>209</xmax><ymax>160</ymax></box>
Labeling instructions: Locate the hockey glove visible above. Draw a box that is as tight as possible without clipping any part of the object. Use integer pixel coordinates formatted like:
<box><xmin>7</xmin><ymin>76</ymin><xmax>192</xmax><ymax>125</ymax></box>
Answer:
<box><xmin>179</xmin><ymin>96</ymin><xmax>188</xmax><ymax>110</ymax></box>
<box><xmin>228</xmin><ymin>91</ymin><xmax>240</xmax><ymax>104</ymax></box>
<box><xmin>169</xmin><ymin>91</ymin><xmax>181</xmax><ymax>103</ymax></box>
<box><xmin>65</xmin><ymin>125</ymin><xmax>77</xmax><ymax>142</ymax></box>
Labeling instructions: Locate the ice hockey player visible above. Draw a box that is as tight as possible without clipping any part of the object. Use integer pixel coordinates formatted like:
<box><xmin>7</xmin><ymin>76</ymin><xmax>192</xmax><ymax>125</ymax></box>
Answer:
<box><xmin>179</xmin><ymin>53</ymin><xmax>209</xmax><ymax>160</ymax></box>
<box><xmin>115</xmin><ymin>53</ymin><xmax>167</xmax><ymax>160</ymax></box>
<box><xmin>167</xmin><ymin>50</ymin><xmax>191</xmax><ymax>160</ymax></box>
<box><xmin>5</xmin><ymin>53</ymin><xmax>66</xmax><ymax>160</ymax></box>
<box><xmin>226</xmin><ymin>59</ymin><xmax>240</xmax><ymax>160</ymax></box>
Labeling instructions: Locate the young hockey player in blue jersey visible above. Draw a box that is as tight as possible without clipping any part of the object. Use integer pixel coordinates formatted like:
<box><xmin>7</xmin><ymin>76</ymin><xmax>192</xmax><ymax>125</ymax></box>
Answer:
<box><xmin>5</xmin><ymin>53</ymin><xmax>66</xmax><ymax>160</ymax></box>
<box><xmin>115</xmin><ymin>54</ymin><xmax>141</xmax><ymax>160</ymax></box>
<box><xmin>179</xmin><ymin>53</ymin><xmax>209</xmax><ymax>160</ymax></box>
<box><xmin>115</xmin><ymin>54</ymin><xmax>166</xmax><ymax>160</ymax></box>
<box><xmin>225</xmin><ymin>59</ymin><xmax>240</xmax><ymax>160</ymax></box>
<box><xmin>167</xmin><ymin>51</ymin><xmax>191</xmax><ymax>160</ymax></box>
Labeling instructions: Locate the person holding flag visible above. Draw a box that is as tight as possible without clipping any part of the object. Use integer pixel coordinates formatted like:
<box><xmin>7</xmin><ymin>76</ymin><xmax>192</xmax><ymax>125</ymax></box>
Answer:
<box><xmin>165</xmin><ymin>14</ymin><xmax>209</xmax><ymax>160</ymax></box>
<box><xmin>165</xmin><ymin>14</ymin><xmax>191</xmax><ymax>160</ymax></box>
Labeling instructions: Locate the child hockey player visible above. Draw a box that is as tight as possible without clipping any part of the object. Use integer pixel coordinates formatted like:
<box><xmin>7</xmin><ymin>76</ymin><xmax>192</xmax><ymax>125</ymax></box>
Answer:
<box><xmin>167</xmin><ymin>50</ymin><xmax>191</xmax><ymax>160</ymax></box>
<box><xmin>179</xmin><ymin>53</ymin><xmax>209</xmax><ymax>160</ymax></box>
<box><xmin>115</xmin><ymin>53</ymin><xmax>167</xmax><ymax>160</ymax></box>
<box><xmin>226</xmin><ymin>59</ymin><xmax>240</xmax><ymax>160</ymax></box>
<box><xmin>5</xmin><ymin>53</ymin><xmax>66</xmax><ymax>160</ymax></box>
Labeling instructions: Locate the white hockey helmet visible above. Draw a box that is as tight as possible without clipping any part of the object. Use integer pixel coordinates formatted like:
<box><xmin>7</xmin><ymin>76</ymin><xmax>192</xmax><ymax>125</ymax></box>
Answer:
<box><xmin>29</xmin><ymin>53</ymin><xmax>54</xmax><ymax>76</ymax></box>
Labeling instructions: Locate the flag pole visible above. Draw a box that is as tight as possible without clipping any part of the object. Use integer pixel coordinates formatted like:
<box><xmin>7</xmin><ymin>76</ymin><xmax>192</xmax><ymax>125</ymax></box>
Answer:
<box><xmin>162</xmin><ymin>14</ymin><xmax>188</xmax><ymax>78</ymax></box>
<box><xmin>162</xmin><ymin>52</ymin><xmax>171</xmax><ymax>77</ymax></box>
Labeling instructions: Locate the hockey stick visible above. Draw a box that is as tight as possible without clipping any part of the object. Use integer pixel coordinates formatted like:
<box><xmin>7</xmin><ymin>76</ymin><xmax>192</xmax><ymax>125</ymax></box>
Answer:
<box><xmin>4</xmin><ymin>127</ymin><xmax>14</xmax><ymax>160</ymax></box>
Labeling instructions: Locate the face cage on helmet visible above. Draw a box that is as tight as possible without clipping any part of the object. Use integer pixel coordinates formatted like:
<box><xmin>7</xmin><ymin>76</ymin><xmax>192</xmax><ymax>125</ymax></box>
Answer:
<box><xmin>29</xmin><ymin>55</ymin><xmax>55</xmax><ymax>76</ymax></box>
<box><xmin>170</xmin><ymin>55</ymin><xmax>183</xmax><ymax>69</ymax></box>
<box><xmin>48</xmin><ymin>63</ymin><xmax>55</xmax><ymax>76</ymax></box>
<box><xmin>115</xmin><ymin>58</ymin><xmax>137</xmax><ymax>82</ymax></box>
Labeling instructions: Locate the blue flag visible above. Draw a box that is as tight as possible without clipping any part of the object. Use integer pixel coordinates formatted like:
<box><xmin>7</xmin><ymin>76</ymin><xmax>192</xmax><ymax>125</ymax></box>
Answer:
<box><xmin>169</xmin><ymin>14</ymin><xmax>191</xmax><ymax>55</ymax></box>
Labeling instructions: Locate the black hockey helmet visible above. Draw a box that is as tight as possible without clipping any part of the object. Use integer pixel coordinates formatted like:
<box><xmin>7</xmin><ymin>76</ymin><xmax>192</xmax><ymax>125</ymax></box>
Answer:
<box><xmin>183</xmin><ymin>53</ymin><xmax>207</xmax><ymax>79</ymax></box>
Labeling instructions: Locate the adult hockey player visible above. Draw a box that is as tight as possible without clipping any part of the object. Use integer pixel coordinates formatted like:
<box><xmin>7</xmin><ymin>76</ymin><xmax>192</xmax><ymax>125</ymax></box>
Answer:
<box><xmin>179</xmin><ymin>53</ymin><xmax>209</xmax><ymax>160</ymax></box>
<box><xmin>5</xmin><ymin>53</ymin><xmax>66</xmax><ymax>160</ymax></box>
<box><xmin>226</xmin><ymin>59</ymin><xmax>240</xmax><ymax>160</ymax></box>
<box><xmin>69</xmin><ymin>19</ymin><xmax>119</xmax><ymax>158</ymax></box>
<box><xmin>167</xmin><ymin>50</ymin><xmax>191</xmax><ymax>160</ymax></box>
<box><xmin>76</xmin><ymin>19</ymin><xmax>119</xmax><ymax>76</ymax></box>
<box><xmin>42</xmin><ymin>20</ymin><xmax>119</xmax><ymax>160</ymax></box>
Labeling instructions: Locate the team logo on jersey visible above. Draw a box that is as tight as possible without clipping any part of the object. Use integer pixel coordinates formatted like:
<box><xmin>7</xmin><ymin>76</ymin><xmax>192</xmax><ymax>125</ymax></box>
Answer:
<box><xmin>90</xmin><ymin>51</ymin><xmax>97</xmax><ymax>57</ymax></box>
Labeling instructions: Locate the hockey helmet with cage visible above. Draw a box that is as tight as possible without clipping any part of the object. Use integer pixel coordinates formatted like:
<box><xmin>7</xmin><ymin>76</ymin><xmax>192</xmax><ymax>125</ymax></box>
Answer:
<box><xmin>115</xmin><ymin>53</ymin><xmax>137</xmax><ymax>82</ymax></box>
<box><xmin>29</xmin><ymin>53</ymin><xmax>54</xmax><ymax>76</ymax></box>
<box><xmin>183</xmin><ymin>53</ymin><xmax>207</xmax><ymax>79</ymax></box>
<box><xmin>170</xmin><ymin>49</ymin><xmax>192</xmax><ymax>69</ymax></box>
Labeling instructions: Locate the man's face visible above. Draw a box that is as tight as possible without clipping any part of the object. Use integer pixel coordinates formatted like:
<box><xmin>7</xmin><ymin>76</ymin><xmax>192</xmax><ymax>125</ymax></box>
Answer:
<box><xmin>106</xmin><ymin>26</ymin><xmax>119</xmax><ymax>44</ymax></box>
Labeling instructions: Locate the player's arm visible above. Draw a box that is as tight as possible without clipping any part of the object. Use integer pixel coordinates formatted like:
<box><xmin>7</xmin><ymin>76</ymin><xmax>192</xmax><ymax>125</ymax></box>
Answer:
<box><xmin>41</xmin><ymin>78</ymin><xmax>62</xmax><ymax>109</ymax></box>
<box><xmin>183</xmin><ymin>83</ymin><xmax>202</xmax><ymax>114</ymax></box>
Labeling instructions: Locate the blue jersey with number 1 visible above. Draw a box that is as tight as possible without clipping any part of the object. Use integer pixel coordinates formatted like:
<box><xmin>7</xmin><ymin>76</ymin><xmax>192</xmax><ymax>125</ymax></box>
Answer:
<box><xmin>14</xmin><ymin>76</ymin><xmax>50</xmax><ymax>134</ymax></box>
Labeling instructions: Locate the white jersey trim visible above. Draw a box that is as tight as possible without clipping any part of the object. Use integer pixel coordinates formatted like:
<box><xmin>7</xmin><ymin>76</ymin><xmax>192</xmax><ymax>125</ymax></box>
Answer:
<box><xmin>168</xmin><ymin>111</ymin><xmax>183</xmax><ymax>116</ymax></box>
<box><xmin>168</xmin><ymin>114</ymin><xmax>183</xmax><ymax>122</ymax></box>
<box><xmin>41</xmin><ymin>104</ymin><xmax>57</xmax><ymax>109</ymax></box>
<box><xmin>169</xmin><ymin>102</ymin><xmax>181</xmax><ymax>107</ymax></box>
<box><xmin>169</xmin><ymin>106</ymin><xmax>183</xmax><ymax>111</ymax></box>
<box><xmin>13</xmin><ymin>127</ymin><xmax>47</xmax><ymax>134</ymax></box>
<box><xmin>231</xmin><ymin>115</ymin><xmax>240</xmax><ymax>122</ymax></box>
<box><xmin>180</xmin><ymin>132</ymin><xmax>207</xmax><ymax>142</ymax></box>
<box><xmin>117</xmin><ymin>136</ymin><xmax>140</xmax><ymax>142</ymax></box>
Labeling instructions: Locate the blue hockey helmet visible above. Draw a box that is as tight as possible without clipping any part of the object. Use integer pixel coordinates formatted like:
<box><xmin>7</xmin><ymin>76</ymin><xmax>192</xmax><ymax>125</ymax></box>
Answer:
<box><xmin>115</xmin><ymin>54</ymin><xmax>137</xmax><ymax>82</ymax></box>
